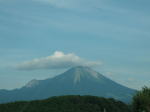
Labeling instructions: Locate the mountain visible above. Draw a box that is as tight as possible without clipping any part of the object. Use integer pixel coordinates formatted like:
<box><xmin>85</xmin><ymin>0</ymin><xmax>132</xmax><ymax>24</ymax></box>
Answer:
<box><xmin>0</xmin><ymin>66</ymin><xmax>136</xmax><ymax>103</ymax></box>
<box><xmin>0</xmin><ymin>95</ymin><xmax>132</xmax><ymax>112</ymax></box>
<box><xmin>25</xmin><ymin>79</ymin><xmax>39</xmax><ymax>88</ymax></box>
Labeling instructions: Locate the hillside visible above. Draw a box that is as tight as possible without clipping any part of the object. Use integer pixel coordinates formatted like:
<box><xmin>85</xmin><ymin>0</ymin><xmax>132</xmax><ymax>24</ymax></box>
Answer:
<box><xmin>0</xmin><ymin>95</ymin><xmax>132</xmax><ymax>112</ymax></box>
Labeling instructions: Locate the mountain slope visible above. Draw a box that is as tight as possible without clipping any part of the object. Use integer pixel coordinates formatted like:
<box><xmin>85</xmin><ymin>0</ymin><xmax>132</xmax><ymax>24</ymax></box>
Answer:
<box><xmin>0</xmin><ymin>66</ymin><xmax>136</xmax><ymax>103</ymax></box>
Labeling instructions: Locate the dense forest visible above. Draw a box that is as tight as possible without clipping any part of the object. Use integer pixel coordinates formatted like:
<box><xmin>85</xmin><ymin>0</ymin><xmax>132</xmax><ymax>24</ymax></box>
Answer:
<box><xmin>0</xmin><ymin>95</ymin><xmax>131</xmax><ymax>112</ymax></box>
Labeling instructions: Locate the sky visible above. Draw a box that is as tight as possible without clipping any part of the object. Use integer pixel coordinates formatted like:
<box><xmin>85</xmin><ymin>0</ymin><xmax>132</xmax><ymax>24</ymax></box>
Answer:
<box><xmin>0</xmin><ymin>0</ymin><xmax>150</xmax><ymax>90</ymax></box>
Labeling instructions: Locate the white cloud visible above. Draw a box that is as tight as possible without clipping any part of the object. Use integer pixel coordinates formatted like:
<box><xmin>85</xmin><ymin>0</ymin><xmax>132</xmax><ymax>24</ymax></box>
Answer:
<box><xmin>16</xmin><ymin>51</ymin><xmax>102</xmax><ymax>70</ymax></box>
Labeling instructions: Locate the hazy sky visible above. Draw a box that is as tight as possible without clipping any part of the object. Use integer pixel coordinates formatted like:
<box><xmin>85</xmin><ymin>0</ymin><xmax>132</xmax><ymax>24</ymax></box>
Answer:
<box><xmin>0</xmin><ymin>0</ymin><xmax>150</xmax><ymax>90</ymax></box>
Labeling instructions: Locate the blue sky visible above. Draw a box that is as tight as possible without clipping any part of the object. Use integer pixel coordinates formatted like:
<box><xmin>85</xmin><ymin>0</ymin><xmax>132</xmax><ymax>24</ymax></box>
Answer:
<box><xmin>0</xmin><ymin>0</ymin><xmax>150</xmax><ymax>90</ymax></box>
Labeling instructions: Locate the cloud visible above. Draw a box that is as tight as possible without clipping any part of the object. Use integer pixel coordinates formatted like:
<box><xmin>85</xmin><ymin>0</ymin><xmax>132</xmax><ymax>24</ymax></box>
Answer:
<box><xmin>32</xmin><ymin>0</ymin><xmax>106</xmax><ymax>11</ymax></box>
<box><xmin>33</xmin><ymin>0</ymin><xmax>75</xmax><ymax>8</ymax></box>
<box><xmin>16</xmin><ymin>51</ymin><xmax>102</xmax><ymax>70</ymax></box>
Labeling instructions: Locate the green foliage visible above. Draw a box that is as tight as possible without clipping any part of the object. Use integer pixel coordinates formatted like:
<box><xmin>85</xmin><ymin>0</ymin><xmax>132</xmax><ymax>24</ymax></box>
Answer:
<box><xmin>0</xmin><ymin>95</ymin><xmax>131</xmax><ymax>112</ymax></box>
<box><xmin>132</xmin><ymin>87</ymin><xmax>150</xmax><ymax>112</ymax></box>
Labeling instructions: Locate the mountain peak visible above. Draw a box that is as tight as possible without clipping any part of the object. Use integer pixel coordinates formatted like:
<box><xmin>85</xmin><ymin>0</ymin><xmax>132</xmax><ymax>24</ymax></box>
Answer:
<box><xmin>70</xmin><ymin>66</ymin><xmax>95</xmax><ymax>71</ymax></box>
<box><xmin>65</xmin><ymin>66</ymin><xmax>100</xmax><ymax>83</ymax></box>
<box><xmin>70</xmin><ymin>66</ymin><xmax>92</xmax><ymax>71</ymax></box>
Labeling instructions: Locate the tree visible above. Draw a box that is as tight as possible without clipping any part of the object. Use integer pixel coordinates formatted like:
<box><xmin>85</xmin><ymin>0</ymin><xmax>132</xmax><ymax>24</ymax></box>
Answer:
<box><xmin>132</xmin><ymin>87</ymin><xmax>150</xmax><ymax>112</ymax></box>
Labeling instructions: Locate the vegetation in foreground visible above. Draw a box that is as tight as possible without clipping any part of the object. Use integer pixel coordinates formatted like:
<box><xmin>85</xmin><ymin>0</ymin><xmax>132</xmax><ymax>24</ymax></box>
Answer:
<box><xmin>132</xmin><ymin>87</ymin><xmax>150</xmax><ymax>112</ymax></box>
<box><xmin>0</xmin><ymin>95</ymin><xmax>131</xmax><ymax>112</ymax></box>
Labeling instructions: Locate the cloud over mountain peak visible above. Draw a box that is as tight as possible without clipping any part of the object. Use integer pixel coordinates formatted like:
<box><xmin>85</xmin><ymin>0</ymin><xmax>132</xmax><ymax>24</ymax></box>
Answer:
<box><xmin>16</xmin><ymin>51</ymin><xmax>102</xmax><ymax>70</ymax></box>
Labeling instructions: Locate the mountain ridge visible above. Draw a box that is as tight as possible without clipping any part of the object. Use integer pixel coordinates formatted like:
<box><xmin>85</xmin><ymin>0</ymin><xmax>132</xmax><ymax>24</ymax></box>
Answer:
<box><xmin>0</xmin><ymin>66</ymin><xmax>136</xmax><ymax>103</ymax></box>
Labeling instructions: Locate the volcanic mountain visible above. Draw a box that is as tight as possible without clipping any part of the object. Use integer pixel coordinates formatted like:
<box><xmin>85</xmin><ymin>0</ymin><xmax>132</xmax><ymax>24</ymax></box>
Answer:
<box><xmin>0</xmin><ymin>66</ymin><xmax>136</xmax><ymax>103</ymax></box>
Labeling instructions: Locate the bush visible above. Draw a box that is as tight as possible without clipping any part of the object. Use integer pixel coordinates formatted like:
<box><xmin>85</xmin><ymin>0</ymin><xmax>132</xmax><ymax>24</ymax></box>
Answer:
<box><xmin>132</xmin><ymin>87</ymin><xmax>150</xmax><ymax>112</ymax></box>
